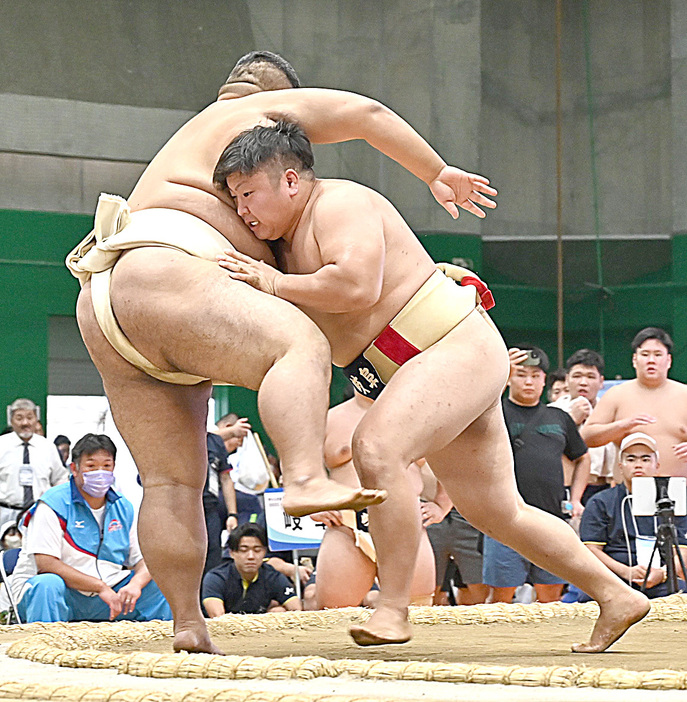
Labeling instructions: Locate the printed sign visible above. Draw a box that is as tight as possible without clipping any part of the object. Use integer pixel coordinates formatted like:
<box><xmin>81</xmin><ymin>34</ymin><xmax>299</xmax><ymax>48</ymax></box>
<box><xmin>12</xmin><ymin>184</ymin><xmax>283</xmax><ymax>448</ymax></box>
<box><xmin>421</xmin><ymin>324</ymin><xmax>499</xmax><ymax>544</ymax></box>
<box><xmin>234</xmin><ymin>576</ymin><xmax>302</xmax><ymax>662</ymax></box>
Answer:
<box><xmin>264</xmin><ymin>488</ymin><xmax>325</xmax><ymax>552</ymax></box>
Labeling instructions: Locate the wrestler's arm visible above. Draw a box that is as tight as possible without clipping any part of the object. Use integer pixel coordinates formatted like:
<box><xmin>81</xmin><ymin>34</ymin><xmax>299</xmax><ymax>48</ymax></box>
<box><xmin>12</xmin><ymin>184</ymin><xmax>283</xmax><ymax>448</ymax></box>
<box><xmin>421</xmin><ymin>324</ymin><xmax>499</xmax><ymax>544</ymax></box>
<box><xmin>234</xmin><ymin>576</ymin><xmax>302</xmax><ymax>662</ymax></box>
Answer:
<box><xmin>569</xmin><ymin>453</ymin><xmax>590</xmax><ymax>516</ymax></box>
<box><xmin>581</xmin><ymin>389</ymin><xmax>656</xmax><ymax>447</ymax></box>
<box><xmin>243</xmin><ymin>88</ymin><xmax>497</xmax><ymax>219</ymax></box>
<box><xmin>226</xmin><ymin>193</ymin><xmax>384</xmax><ymax>312</ymax></box>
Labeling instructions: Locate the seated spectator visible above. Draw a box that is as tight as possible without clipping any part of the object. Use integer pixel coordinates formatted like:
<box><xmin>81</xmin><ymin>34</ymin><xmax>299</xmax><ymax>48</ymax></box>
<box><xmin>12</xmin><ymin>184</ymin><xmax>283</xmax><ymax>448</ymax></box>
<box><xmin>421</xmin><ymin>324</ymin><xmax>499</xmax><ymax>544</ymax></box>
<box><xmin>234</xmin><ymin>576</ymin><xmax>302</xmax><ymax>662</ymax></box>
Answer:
<box><xmin>10</xmin><ymin>433</ymin><xmax>171</xmax><ymax>623</ymax></box>
<box><xmin>0</xmin><ymin>521</ymin><xmax>21</xmax><ymax>551</ymax></box>
<box><xmin>202</xmin><ymin>523</ymin><xmax>301</xmax><ymax>616</ymax></box>
<box><xmin>0</xmin><ymin>521</ymin><xmax>21</xmax><ymax>576</ymax></box>
<box><xmin>579</xmin><ymin>432</ymin><xmax>687</xmax><ymax>599</ymax></box>
<box><xmin>53</xmin><ymin>435</ymin><xmax>71</xmax><ymax>467</ymax></box>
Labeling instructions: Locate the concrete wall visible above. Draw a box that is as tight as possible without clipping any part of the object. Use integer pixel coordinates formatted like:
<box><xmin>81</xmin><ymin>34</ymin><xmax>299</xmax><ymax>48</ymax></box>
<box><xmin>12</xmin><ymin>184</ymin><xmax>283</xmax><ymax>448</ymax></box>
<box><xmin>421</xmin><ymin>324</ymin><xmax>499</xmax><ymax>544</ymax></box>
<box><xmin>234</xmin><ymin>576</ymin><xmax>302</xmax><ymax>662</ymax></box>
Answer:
<box><xmin>2</xmin><ymin>0</ymin><xmax>687</xmax><ymax>426</ymax></box>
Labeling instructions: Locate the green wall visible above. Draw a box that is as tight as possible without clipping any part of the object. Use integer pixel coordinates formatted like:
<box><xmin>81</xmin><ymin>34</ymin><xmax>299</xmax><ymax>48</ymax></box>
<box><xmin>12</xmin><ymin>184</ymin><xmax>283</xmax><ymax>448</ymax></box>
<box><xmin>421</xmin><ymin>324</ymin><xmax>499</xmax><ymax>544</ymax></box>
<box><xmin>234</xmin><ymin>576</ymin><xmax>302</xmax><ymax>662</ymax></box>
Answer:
<box><xmin>3</xmin><ymin>207</ymin><xmax>686</xmax><ymax>444</ymax></box>
<box><xmin>0</xmin><ymin>209</ymin><xmax>89</xmax><ymax>428</ymax></box>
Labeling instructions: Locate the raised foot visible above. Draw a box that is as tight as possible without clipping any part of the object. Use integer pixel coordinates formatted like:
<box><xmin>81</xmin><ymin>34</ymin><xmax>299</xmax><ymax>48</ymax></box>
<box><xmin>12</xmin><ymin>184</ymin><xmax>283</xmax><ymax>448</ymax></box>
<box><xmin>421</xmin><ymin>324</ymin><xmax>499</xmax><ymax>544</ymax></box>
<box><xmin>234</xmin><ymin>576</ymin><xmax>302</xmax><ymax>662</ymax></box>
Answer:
<box><xmin>349</xmin><ymin>606</ymin><xmax>411</xmax><ymax>647</ymax></box>
<box><xmin>173</xmin><ymin>629</ymin><xmax>224</xmax><ymax>655</ymax></box>
<box><xmin>571</xmin><ymin>590</ymin><xmax>651</xmax><ymax>654</ymax></box>
<box><xmin>282</xmin><ymin>479</ymin><xmax>387</xmax><ymax>517</ymax></box>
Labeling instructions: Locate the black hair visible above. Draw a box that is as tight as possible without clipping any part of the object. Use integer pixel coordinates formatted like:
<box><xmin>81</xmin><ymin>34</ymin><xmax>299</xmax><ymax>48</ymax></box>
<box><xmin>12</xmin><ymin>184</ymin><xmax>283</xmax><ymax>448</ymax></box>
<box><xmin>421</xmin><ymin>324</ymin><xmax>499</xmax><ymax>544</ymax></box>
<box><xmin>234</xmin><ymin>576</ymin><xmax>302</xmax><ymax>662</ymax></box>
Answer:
<box><xmin>214</xmin><ymin>120</ymin><xmax>314</xmax><ymax>192</ymax></box>
<box><xmin>565</xmin><ymin>348</ymin><xmax>605</xmax><ymax>375</ymax></box>
<box><xmin>228</xmin><ymin>522</ymin><xmax>267</xmax><ymax>551</ymax></box>
<box><xmin>71</xmin><ymin>433</ymin><xmax>117</xmax><ymax>465</ymax></box>
<box><xmin>631</xmin><ymin>327</ymin><xmax>673</xmax><ymax>354</ymax></box>
<box><xmin>228</xmin><ymin>50</ymin><xmax>300</xmax><ymax>88</ymax></box>
<box><xmin>515</xmin><ymin>344</ymin><xmax>550</xmax><ymax>374</ymax></box>
<box><xmin>53</xmin><ymin>434</ymin><xmax>71</xmax><ymax>447</ymax></box>
<box><xmin>548</xmin><ymin>367</ymin><xmax>567</xmax><ymax>386</ymax></box>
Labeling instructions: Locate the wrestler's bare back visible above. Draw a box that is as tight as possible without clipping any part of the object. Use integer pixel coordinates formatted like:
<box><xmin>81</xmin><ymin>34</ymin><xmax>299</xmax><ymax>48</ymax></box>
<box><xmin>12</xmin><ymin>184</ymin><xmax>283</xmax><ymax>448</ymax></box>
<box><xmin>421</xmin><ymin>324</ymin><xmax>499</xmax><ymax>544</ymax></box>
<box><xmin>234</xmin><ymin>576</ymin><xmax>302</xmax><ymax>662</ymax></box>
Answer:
<box><xmin>274</xmin><ymin>179</ymin><xmax>437</xmax><ymax>366</ymax></box>
<box><xmin>590</xmin><ymin>379</ymin><xmax>687</xmax><ymax>477</ymax></box>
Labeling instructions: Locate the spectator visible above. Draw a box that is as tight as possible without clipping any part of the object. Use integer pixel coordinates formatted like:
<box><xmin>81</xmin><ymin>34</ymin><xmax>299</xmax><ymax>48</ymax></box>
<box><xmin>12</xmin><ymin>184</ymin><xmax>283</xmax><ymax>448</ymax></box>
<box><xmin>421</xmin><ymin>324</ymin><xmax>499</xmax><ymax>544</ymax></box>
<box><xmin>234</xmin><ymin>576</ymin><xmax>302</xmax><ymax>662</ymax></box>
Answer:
<box><xmin>482</xmin><ymin>345</ymin><xmax>589</xmax><ymax>603</ymax></box>
<box><xmin>11</xmin><ymin>433</ymin><xmax>171</xmax><ymax>623</ymax></box>
<box><xmin>427</xmin><ymin>505</ymin><xmax>489</xmax><ymax>605</ymax></box>
<box><xmin>216</xmin><ymin>413</ymin><xmax>265</xmax><ymax>526</ymax></box>
<box><xmin>547</xmin><ymin>368</ymin><xmax>568</xmax><ymax>403</ymax></box>
<box><xmin>584</xmin><ymin>328</ymin><xmax>687</xmax><ymax>477</ymax></box>
<box><xmin>201</xmin><ymin>523</ymin><xmax>301</xmax><ymax>615</ymax></box>
<box><xmin>0</xmin><ymin>521</ymin><xmax>20</xmax><ymax>551</ymax></box>
<box><xmin>0</xmin><ymin>399</ymin><xmax>68</xmax><ymax>525</ymax></box>
<box><xmin>550</xmin><ymin>349</ymin><xmax>615</xmax><ymax>504</ymax></box>
<box><xmin>203</xmin><ymin>432</ymin><xmax>238</xmax><ymax>574</ymax></box>
<box><xmin>53</xmin><ymin>435</ymin><xmax>71</xmax><ymax>467</ymax></box>
<box><xmin>579</xmin><ymin>432</ymin><xmax>687</xmax><ymax>599</ymax></box>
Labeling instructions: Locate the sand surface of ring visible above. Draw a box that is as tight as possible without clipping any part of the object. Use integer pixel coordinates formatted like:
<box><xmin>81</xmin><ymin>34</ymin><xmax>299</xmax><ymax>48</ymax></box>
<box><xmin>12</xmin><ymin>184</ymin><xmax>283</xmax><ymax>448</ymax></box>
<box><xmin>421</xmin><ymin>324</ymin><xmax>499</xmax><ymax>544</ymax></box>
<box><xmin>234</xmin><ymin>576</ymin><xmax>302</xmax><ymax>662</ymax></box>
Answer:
<box><xmin>95</xmin><ymin>618</ymin><xmax>687</xmax><ymax>671</ymax></box>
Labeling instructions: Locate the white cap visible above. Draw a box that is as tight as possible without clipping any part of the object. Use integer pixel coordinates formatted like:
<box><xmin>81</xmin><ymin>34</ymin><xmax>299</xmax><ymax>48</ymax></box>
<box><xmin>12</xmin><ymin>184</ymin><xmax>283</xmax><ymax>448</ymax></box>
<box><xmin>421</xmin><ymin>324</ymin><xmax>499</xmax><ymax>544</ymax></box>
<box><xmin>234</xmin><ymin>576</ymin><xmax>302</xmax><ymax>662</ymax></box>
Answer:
<box><xmin>620</xmin><ymin>432</ymin><xmax>658</xmax><ymax>455</ymax></box>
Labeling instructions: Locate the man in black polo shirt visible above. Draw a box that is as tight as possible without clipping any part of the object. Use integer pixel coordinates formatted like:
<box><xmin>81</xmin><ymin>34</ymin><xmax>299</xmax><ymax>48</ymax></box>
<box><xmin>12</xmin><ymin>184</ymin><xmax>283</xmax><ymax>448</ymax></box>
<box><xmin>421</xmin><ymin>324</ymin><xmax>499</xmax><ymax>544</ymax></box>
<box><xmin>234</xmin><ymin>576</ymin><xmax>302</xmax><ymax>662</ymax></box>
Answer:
<box><xmin>482</xmin><ymin>345</ymin><xmax>589</xmax><ymax>603</ymax></box>
<box><xmin>201</xmin><ymin>523</ymin><xmax>301</xmax><ymax>615</ymax></box>
<box><xmin>579</xmin><ymin>432</ymin><xmax>687</xmax><ymax>599</ymax></box>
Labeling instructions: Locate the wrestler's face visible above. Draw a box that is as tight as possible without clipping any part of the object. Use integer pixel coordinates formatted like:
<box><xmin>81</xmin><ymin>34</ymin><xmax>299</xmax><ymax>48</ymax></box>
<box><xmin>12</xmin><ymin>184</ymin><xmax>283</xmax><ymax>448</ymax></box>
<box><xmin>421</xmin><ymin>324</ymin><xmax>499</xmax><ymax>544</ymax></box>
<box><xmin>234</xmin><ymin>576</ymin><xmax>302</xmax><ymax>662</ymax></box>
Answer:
<box><xmin>508</xmin><ymin>366</ymin><xmax>546</xmax><ymax>406</ymax></box>
<box><xmin>620</xmin><ymin>444</ymin><xmax>658</xmax><ymax>488</ymax></box>
<box><xmin>226</xmin><ymin>168</ymin><xmax>298</xmax><ymax>241</ymax></box>
<box><xmin>567</xmin><ymin>364</ymin><xmax>604</xmax><ymax>402</ymax></box>
<box><xmin>230</xmin><ymin>535</ymin><xmax>266</xmax><ymax>579</ymax></box>
<box><xmin>10</xmin><ymin>409</ymin><xmax>36</xmax><ymax>441</ymax></box>
<box><xmin>632</xmin><ymin>339</ymin><xmax>671</xmax><ymax>384</ymax></box>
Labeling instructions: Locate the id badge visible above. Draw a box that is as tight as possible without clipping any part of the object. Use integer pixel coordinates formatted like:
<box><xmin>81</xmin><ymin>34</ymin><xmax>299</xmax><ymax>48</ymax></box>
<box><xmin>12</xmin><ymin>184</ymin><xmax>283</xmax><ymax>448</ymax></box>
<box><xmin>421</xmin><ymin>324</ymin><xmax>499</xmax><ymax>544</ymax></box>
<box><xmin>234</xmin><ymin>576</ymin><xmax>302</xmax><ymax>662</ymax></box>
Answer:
<box><xmin>19</xmin><ymin>464</ymin><xmax>33</xmax><ymax>487</ymax></box>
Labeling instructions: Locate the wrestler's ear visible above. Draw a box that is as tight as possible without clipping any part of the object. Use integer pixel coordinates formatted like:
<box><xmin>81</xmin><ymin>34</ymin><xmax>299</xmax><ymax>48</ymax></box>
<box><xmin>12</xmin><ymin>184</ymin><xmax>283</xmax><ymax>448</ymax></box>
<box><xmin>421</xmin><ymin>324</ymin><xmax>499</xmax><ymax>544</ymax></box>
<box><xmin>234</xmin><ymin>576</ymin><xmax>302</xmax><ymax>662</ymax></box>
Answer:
<box><xmin>284</xmin><ymin>168</ymin><xmax>300</xmax><ymax>195</ymax></box>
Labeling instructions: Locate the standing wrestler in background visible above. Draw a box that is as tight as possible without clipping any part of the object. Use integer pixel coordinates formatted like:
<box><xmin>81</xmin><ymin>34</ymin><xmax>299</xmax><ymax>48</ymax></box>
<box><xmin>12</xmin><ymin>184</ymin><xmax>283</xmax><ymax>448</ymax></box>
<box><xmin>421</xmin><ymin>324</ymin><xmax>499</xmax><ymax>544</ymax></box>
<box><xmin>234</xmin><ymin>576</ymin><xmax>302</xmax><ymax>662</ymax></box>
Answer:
<box><xmin>68</xmin><ymin>51</ymin><xmax>493</xmax><ymax>653</ymax></box>
<box><xmin>583</xmin><ymin>328</ymin><xmax>687</xmax><ymax>478</ymax></box>
<box><xmin>216</xmin><ymin>122</ymin><xmax>650</xmax><ymax>651</ymax></box>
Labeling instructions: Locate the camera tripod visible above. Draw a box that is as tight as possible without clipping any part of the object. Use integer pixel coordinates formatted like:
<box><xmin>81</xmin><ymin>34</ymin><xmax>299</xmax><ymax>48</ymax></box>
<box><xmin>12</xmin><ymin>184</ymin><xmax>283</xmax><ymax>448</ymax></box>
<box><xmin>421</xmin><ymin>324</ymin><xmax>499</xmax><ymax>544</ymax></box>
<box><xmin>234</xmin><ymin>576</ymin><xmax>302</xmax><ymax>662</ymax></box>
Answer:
<box><xmin>643</xmin><ymin>479</ymin><xmax>687</xmax><ymax>595</ymax></box>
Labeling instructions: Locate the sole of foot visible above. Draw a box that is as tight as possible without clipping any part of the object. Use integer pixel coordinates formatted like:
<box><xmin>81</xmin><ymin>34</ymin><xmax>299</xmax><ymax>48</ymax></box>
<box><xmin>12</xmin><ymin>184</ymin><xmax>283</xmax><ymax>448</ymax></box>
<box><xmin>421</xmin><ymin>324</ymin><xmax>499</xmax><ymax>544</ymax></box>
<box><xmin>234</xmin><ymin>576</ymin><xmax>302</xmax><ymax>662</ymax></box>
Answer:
<box><xmin>283</xmin><ymin>486</ymin><xmax>388</xmax><ymax>518</ymax></box>
<box><xmin>349</xmin><ymin>624</ymin><xmax>412</xmax><ymax>647</ymax></box>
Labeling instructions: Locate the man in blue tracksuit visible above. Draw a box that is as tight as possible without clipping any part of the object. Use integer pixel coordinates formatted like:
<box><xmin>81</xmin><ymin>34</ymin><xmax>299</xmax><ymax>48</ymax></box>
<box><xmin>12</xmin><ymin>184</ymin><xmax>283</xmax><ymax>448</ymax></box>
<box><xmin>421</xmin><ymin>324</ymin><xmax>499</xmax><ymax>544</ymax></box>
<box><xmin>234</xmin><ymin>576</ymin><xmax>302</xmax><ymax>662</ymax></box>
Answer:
<box><xmin>11</xmin><ymin>433</ymin><xmax>171</xmax><ymax>623</ymax></box>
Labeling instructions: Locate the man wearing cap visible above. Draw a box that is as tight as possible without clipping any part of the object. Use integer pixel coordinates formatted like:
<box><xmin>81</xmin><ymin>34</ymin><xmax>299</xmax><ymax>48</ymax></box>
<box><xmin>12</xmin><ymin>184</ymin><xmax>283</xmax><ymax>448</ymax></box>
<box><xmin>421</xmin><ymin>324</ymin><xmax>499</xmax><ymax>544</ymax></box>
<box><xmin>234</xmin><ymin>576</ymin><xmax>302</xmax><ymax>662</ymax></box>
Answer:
<box><xmin>579</xmin><ymin>432</ymin><xmax>687</xmax><ymax>599</ymax></box>
<box><xmin>482</xmin><ymin>345</ymin><xmax>590</xmax><ymax>603</ymax></box>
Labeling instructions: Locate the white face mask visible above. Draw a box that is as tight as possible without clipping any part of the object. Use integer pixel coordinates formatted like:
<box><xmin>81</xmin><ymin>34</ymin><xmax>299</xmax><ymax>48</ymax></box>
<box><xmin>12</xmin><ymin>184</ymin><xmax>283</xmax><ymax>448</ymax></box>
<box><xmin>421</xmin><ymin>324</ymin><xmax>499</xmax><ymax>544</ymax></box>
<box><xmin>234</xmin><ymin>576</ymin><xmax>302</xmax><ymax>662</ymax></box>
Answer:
<box><xmin>3</xmin><ymin>535</ymin><xmax>21</xmax><ymax>550</ymax></box>
<box><xmin>82</xmin><ymin>469</ymin><xmax>115</xmax><ymax>498</ymax></box>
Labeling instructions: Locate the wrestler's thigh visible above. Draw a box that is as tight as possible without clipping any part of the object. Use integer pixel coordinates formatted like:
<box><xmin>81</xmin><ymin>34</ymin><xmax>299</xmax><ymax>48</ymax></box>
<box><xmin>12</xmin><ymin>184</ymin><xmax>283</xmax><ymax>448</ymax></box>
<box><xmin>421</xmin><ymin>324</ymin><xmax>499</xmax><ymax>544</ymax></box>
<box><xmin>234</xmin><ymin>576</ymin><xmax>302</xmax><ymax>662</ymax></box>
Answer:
<box><xmin>315</xmin><ymin>527</ymin><xmax>376</xmax><ymax>608</ymax></box>
<box><xmin>425</xmin><ymin>402</ymin><xmax>524</xmax><ymax>532</ymax></box>
<box><xmin>110</xmin><ymin>249</ymin><xmax>328</xmax><ymax>389</ymax></box>
<box><xmin>77</xmin><ymin>284</ymin><xmax>211</xmax><ymax>489</ymax></box>
<box><xmin>354</xmin><ymin>310</ymin><xmax>509</xmax><ymax>464</ymax></box>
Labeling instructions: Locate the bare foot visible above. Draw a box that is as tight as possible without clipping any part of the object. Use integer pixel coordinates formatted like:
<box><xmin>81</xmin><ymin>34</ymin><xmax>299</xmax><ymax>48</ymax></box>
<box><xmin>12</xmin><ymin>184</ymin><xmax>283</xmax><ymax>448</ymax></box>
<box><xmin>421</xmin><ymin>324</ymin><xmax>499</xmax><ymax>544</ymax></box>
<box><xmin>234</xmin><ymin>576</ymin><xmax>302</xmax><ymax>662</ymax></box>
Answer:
<box><xmin>173</xmin><ymin>628</ymin><xmax>224</xmax><ymax>655</ymax></box>
<box><xmin>282</xmin><ymin>478</ymin><xmax>387</xmax><ymax>517</ymax></box>
<box><xmin>571</xmin><ymin>590</ymin><xmax>650</xmax><ymax>653</ymax></box>
<box><xmin>349</xmin><ymin>605</ymin><xmax>412</xmax><ymax>646</ymax></box>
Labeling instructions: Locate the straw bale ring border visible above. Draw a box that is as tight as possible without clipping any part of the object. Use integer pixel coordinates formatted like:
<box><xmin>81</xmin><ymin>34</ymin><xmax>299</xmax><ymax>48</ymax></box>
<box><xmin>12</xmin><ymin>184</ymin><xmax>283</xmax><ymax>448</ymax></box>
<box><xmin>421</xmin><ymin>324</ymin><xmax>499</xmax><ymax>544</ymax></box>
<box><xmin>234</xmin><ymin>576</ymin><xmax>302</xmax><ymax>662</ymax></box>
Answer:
<box><xmin>4</xmin><ymin>596</ymin><xmax>687</xmax><ymax>696</ymax></box>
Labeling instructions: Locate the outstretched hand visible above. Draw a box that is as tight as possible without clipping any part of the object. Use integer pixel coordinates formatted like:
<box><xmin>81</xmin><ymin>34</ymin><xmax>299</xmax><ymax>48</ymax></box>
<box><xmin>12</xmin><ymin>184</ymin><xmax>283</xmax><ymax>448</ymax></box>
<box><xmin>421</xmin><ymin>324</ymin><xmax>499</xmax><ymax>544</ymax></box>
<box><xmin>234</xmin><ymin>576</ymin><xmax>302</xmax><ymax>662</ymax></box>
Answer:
<box><xmin>429</xmin><ymin>166</ymin><xmax>498</xmax><ymax>219</ymax></box>
<box><xmin>217</xmin><ymin>250</ymin><xmax>282</xmax><ymax>296</ymax></box>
